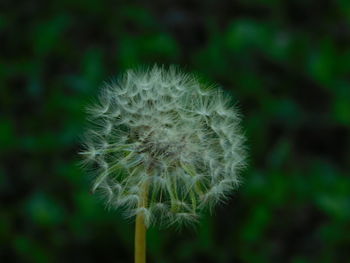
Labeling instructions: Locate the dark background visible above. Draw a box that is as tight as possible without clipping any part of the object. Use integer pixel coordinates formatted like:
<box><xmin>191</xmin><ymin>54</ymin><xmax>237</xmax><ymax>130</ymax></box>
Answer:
<box><xmin>1</xmin><ymin>0</ymin><xmax>350</xmax><ymax>262</ymax></box>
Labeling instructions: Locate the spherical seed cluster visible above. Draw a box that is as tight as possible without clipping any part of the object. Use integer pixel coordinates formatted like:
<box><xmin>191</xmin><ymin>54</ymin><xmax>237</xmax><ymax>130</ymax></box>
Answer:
<box><xmin>81</xmin><ymin>66</ymin><xmax>246</xmax><ymax>226</ymax></box>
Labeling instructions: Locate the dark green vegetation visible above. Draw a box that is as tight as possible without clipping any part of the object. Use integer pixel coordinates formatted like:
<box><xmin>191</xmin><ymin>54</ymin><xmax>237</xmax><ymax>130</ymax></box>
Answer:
<box><xmin>1</xmin><ymin>0</ymin><xmax>350</xmax><ymax>262</ymax></box>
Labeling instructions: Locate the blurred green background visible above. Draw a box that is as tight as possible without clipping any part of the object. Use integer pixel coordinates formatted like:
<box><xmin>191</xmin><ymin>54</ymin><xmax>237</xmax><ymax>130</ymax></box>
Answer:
<box><xmin>1</xmin><ymin>0</ymin><xmax>350</xmax><ymax>262</ymax></box>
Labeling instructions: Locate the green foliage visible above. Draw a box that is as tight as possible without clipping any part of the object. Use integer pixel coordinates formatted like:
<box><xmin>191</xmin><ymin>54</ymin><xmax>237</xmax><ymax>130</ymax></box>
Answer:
<box><xmin>1</xmin><ymin>0</ymin><xmax>349</xmax><ymax>262</ymax></box>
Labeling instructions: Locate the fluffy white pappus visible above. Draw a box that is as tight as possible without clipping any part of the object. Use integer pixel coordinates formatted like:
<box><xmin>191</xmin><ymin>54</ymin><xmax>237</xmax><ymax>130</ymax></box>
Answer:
<box><xmin>80</xmin><ymin>65</ymin><xmax>247</xmax><ymax>227</ymax></box>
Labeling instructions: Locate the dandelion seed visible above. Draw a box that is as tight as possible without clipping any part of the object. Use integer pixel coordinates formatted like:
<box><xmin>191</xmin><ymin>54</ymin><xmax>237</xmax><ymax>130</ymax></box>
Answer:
<box><xmin>81</xmin><ymin>65</ymin><xmax>246</xmax><ymax>226</ymax></box>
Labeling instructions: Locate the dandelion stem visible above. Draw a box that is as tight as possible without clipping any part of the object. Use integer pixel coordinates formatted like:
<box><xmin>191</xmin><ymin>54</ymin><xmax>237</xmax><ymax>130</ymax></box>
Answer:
<box><xmin>135</xmin><ymin>181</ymin><xmax>149</xmax><ymax>263</ymax></box>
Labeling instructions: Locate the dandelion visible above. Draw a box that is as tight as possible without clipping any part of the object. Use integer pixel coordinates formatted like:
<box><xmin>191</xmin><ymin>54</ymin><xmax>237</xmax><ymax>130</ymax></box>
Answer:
<box><xmin>80</xmin><ymin>65</ymin><xmax>246</xmax><ymax>263</ymax></box>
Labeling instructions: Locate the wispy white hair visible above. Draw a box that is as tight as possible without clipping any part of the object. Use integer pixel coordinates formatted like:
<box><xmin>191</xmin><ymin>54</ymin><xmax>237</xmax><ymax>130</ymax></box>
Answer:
<box><xmin>80</xmin><ymin>65</ymin><xmax>246</xmax><ymax>227</ymax></box>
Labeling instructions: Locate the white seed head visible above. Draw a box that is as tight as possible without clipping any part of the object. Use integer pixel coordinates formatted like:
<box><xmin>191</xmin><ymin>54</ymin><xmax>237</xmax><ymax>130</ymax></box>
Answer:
<box><xmin>81</xmin><ymin>65</ymin><xmax>247</xmax><ymax>227</ymax></box>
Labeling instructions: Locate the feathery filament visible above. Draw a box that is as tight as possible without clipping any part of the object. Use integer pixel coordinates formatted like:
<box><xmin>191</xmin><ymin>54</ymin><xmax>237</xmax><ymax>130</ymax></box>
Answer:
<box><xmin>81</xmin><ymin>66</ymin><xmax>246</xmax><ymax>226</ymax></box>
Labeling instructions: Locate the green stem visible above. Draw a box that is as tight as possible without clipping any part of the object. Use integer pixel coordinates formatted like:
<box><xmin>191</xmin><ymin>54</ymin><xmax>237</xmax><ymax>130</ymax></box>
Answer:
<box><xmin>135</xmin><ymin>182</ymin><xmax>149</xmax><ymax>263</ymax></box>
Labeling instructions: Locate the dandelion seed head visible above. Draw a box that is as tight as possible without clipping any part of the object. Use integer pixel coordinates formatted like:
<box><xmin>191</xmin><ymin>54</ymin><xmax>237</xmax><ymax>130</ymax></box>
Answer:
<box><xmin>81</xmin><ymin>65</ymin><xmax>247</xmax><ymax>227</ymax></box>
